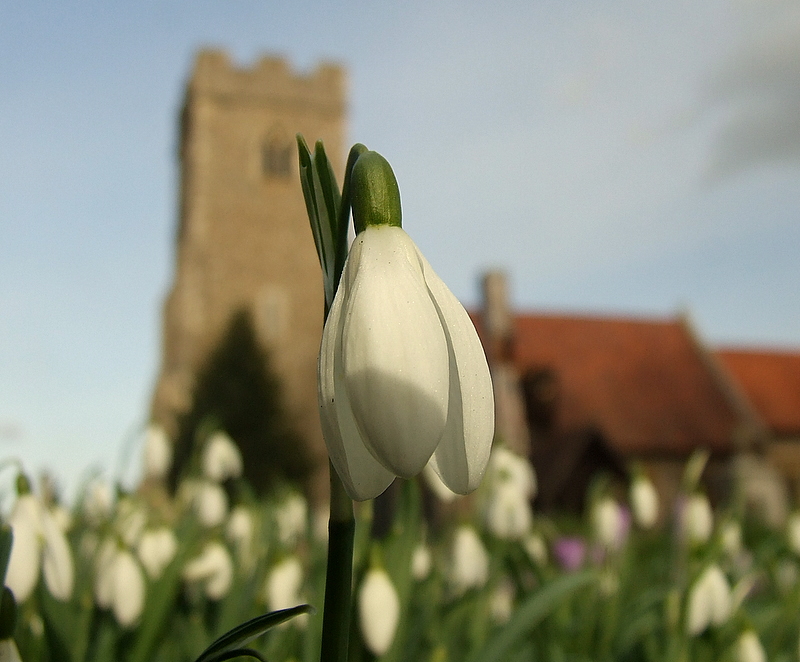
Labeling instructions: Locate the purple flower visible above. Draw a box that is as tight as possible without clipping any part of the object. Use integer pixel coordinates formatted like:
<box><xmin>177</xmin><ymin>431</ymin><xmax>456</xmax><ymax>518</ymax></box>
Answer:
<box><xmin>553</xmin><ymin>537</ymin><xmax>586</xmax><ymax>571</ymax></box>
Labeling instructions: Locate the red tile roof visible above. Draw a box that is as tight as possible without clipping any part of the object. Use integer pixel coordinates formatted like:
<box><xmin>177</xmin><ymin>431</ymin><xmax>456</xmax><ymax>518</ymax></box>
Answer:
<box><xmin>473</xmin><ymin>312</ymin><xmax>741</xmax><ymax>456</ymax></box>
<box><xmin>716</xmin><ymin>349</ymin><xmax>800</xmax><ymax>436</ymax></box>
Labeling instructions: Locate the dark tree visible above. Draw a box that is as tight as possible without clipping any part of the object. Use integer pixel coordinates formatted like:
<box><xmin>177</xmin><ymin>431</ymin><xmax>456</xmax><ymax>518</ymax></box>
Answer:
<box><xmin>170</xmin><ymin>308</ymin><xmax>311</xmax><ymax>495</ymax></box>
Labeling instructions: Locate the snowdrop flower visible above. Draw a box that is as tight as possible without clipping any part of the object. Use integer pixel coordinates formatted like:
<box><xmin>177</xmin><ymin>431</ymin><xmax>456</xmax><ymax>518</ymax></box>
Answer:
<box><xmin>183</xmin><ymin>541</ymin><xmax>234</xmax><ymax>600</ymax></box>
<box><xmin>411</xmin><ymin>543</ymin><xmax>432</xmax><ymax>581</ymax></box>
<box><xmin>358</xmin><ymin>568</ymin><xmax>400</xmax><ymax>656</ymax></box>
<box><xmin>82</xmin><ymin>480</ymin><xmax>114</xmax><ymax>526</ymax></box>
<box><xmin>592</xmin><ymin>497</ymin><xmax>626</xmax><ymax>550</ymax></box>
<box><xmin>193</xmin><ymin>481</ymin><xmax>228</xmax><ymax>528</ymax></box>
<box><xmin>275</xmin><ymin>493</ymin><xmax>307</xmax><ymax>547</ymax></box>
<box><xmin>318</xmin><ymin>151</ymin><xmax>494</xmax><ymax>501</ymax></box>
<box><xmin>786</xmin><ymin>511</ymin><xmax>800</xmax><ymax>555</ymax></box>
<box><xmin>682</xmin><ymin>493</ymin><xmax>713</xmax><ymax>546</ymax></box>
<box><xmin>736</xmin><ymin>630</ymin><xmax>766</xmax><ymax>662</ymax></box>
<box><xmin>488</xmin><ymin>446</ymin><xmax>536</xmax><ymax>499</ymax></box>
<box><xmin>523</xmin><ymin>532</ymin><xmax>548</xmax><ymax>567</ymax></box>
<box><xmin>721</xmin><ymin>520</ymin><xmax>743</xmax><ymax>558</ymax></box>
<box><xmin>265</xmin><ymin>556</ymin><xmax>304</xmax><ymax>612</ymax></box>
<box><xmin>94</xmin><ymin>542</ymin><xmax>146</xmax><ymax>628</ymax></box>
<box><xmin>115</xmin><ymin>497</ymin><xmax>147</xmax><ymax>547</ymax></box>
<box><xmin>450</xmin><ymin>526</ymin><xmax>489</xmax><ymax>595</ymax></box>
<box><xmin>136</xmin><ymin>527</ymin><xmax>178</xmax><ymax>580</ymax></box>
<box><xmin>202</xmin><ymin>431</ymin><xmax>243</xmax><ymax>482</ymax></box>
<box><xmin>6</xmin><ymin>489</ymin><xmax>74</xmax><ymax>603</ymax></box>
<box><xmin>686</xmin><ymin>564</ymin><xmax>731</xmax><ymax>636</ymax></box>
<box><xmin>489</xmin><ymin>577</ymin><xmax>515</xmax><ymax>625</ymax></box>
<box><xmin>629</xmin><ymin>476</ymin><xmax>659</xmax><ymax>529</ymax></box>
<box><xmin>0</xmin><ymin>639</ymin><xmax>22</xmax><ymax>662</ymax></box>
<box><xmin>49</xmin><ymin>505</ymin><xmax>72</xmax><ymax>533</ymax></box>
<box><xmin>143</xmin><ymin>424</ymin><xmax>172</xmax><ymax>480</ymax></box>
<box><xmin>485</xmin><ymin>486</ymin><xmax>533</xmax><ymax>541</ymax></box>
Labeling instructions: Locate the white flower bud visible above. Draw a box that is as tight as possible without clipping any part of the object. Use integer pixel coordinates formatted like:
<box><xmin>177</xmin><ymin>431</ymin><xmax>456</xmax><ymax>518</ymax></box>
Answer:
<box><xmin>202</xmin><ymin>432</ymin><xmax>243</xmax><ymax>482</ymax></box>
<box><xmin>686</xmin><ymin>564</ymin><xmax>731</xmax><ymax>635</ymax></box>
<box><xmin>411</xmin><ymin>544</ymin><xmax>432</xmax><ymax>581</ymax></box>
<box><xmin>683</xmin><ymin>494</ymin><xmax>713</xmax><ymax>546</ymax></box>
<box><xmin>0</xmin><ymin>639</ymin><xmax>23</xmax><ymax>662</ymax></box>
<box><xmin>358</xmin><ymin>568</ymin><xmax>400</xmax><ymax>656</ymax></box>
<box><xmin>523</xmin><ymin>532</ymin><xmax>548</xmax><ymax>566</ymax></box>
<box><xmin>786</xmin><ymin>511</ymin><xmax>800</xmax><ymax>556</ymax></box>
<box><xmin>110</xmin><ymin>550</ymin><xmax>145</xmax><ymax>628</ymax></box>
<box><xmin>318</xmin><ymin>222</ymin><xmax>494</xmax><ymax>501</ymax></box>
<box><xmin>488</xmin><ymin>446</ymin><xmax>536</xmax><ymax>499</ymax></box>
<box><xmin>736</xmin><ymin>630</ymin><xmax>766</xmax><ymax>662</ymax></box>
<box><xmin>721</xmin><ymin>520</ymin><xmax>743</xmax><ymax>558</ymax></box>
<box><xmin>489</xmin><ymin>578</ymin><xmax>515</xmax><ymax>624</ymax></box>
<box><xmin>183</xmin><ymin>541</ymin><xmax>233</xmax><ymax>600</ymax></box>
<box><xmin>629</xmin><ymin>477</ymin><xmax>659</xmax><ymax>529</ymax></box>
<box><xmin>83</xmin><ymin>480</ymin><xmax>114</xmax><ymax>525</ymax></box>
<box><xmin>450</xmin><ymin>526</ymin><xmax>489</xmax><ymax>595</ymax></box>
<box><xmin>137</xmin><ymin>527</ymin><xmax>178</xmax><ymax>580</ymax></box>
<box><xmin>115</xmin><ymin>498</ymin><xmax>147</xmax><ymax>547</ymax></box>
<box><xmin>194</xmin><ymin>482</ymin><xmax>228</xmax><ymax>528</ymax></box>
<box><xmin>592</xmin><ymin>497</ymin><xmax>624</xmax><ymax>550</ymax></box>
<box><xmin>485</xmin><ymin>487</ymin><xmax>533</xmax><ymax>541</ymax></box>
<box><xmin>6</xmin><ymin>494</ymin><xmax>43</xmax><ymax>603</ymax></box>
<box><xmin>265</xmin><ymin>556</ymin><xmax>303</xmax><ymax>612</ymax></box>
<box><xmin>275</xmin><ymin>493</ymin><xmax>307</xmax><ymax>547</ymax></box>
<box><xmin>143</xmin><ymin>424</ymin><xmax>172</xmax><ymax>480</ymax></box>
<box><xmin>40</xmin><ymin>508</ymin><xmax>74</xmax><ymax>601</ymax></box>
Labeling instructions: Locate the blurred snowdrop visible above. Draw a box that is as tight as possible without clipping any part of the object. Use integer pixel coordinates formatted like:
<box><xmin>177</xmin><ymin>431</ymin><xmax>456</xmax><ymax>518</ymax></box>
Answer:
<box><xmin>318</xmin><ymin>152</ymin><xmax>494</xmax><ymax>501</ymax></box>
<box><xmin>183</xmin><ymin>541</ymin><xmax>234</xmax><ymax>601</ymax></box>
<box><xmin>6</xmin><ymin>484</ymin><xmax>74</xmax><ymax>603</ymax></box>
<box><xmin>226</xmin><ymin>505</ymin><xmax>256</xmax><ymax>570</ymax></box>
<box><xmin>523</xmin><ymin>532</ymin><xmax>548</xmax><ymax>567</ymax></box>
<box><xmin>358</xmin><ymin>567</ymin><xmax>400</xmax><ymax>656</ymax></box>
<box><xmin>682</xmin><ymin>493</ymin><xmax>713</xmax><ymax>546</ymax></box>
<box><xmin>411</xmin><ymin>543</ymin><xmax>432</xmax><ymax>581</ymax></box>
<box><xmin>786</xmin><ymin>511</ymin><xmax>800</xmax><ymax>555</ymax></box>
<box><xmin>629</xmin><ymin>476</ymin><xmax>659</xmax><ymax>529</ymax></box>
<box><xmin>275</xmin><ymin>493</ymin><xmax>307</xmax><ymax>547</ymax></box>
<box><xmin>49</xmin><ymin>505</ymin><xmax>72</xmax><ymax>533</ymax></box>
<box><xmin>489</xmin><ymin>577</ymin><xmax>515</xmax><ymax>625</ymax></box>
<box><xmin>143</xmin><ymin>424</ymin><xmax>172</xmax><ymax>480</ymax></box>
<box><xmin>487</xmin><ymin>446</ymin><xmax>536</xmax><ymax>498</ymax></box>
<box><xmin>720</xmin><ymin>520</ymin><xmax>743</xmax><ymax>558</ymax></box>
<box><xmin>265</xmin><ymin>556</ymin><xmax>304</xmax><ymax>615</ymax></box>
<box><xmin>592</xmin><ymin>497</ymin><xmax>627</xmax><ymax>551</ymax></box>
<box><xmin>95</xmin><ymin>543</ymin><xmax>146</xmax><ymax>628</ymax></box>
<box><xmin>450</xmin><ymin>526</ymin><xmax>489</xmax><ymax>595</ymax></box>
<box><xmin>686</xmin><ymin>564</ymin><xmax>731</xmax><ymax>636</ymax></box>
<box><xmin>0</xmin><ymin>639</ymin><xmax>22</xmax><ymax>662</ymax></box>
<box><xmin>82</xmin><ymin>480</ymin><xmax>114</xmax><ymax>526</ymax></box>
<box><xmin>202</xmin><ymin>431</ymin><xmax>243</xmax><ymax>483</ymax></box>
<box><xmin>193</xmin><ymin>481</ymin><xmax>229</xmax><ymax>528</ymax></box>
<box><xmin>736</xmin><ymin>630</ymin><xmax>766</xmax><ymax>662</ymax></box>
<box><xmin>483</xmin><ymin>447</ymin><xmax>536</xmax><ymax>541</ymax></box>
<box><xmin>115</xmin><ymin>497</ymin><xmax>147</xmax><ymax>547</ymax></box>
<box><xmin>136</xmin><ymin>526</ymin><xmax>178</xmax><ymax>580</ymax></box>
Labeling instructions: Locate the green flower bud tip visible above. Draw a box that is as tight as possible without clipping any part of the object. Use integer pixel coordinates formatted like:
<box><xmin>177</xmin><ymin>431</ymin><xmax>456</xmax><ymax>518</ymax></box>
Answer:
<box><xmin>15</xmin><ymin>474</ymin><xmax>30</xmax><ymax>496</ymax></box>
<box><xmin>351</xmin><ymin>151</ymin><xmax>402</xmax><ymax>234</ymax></box>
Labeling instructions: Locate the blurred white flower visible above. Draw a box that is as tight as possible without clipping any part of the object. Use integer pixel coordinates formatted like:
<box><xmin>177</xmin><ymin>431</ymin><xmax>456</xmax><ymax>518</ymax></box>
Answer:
<box><xmin>411</xmin><ymin>544</ymin><xmax>432</xmax><ymax>581</ymax></box>
<box><xmin>358</xmin><ymin>568</ymin><xmax>400</xmax><ymax>656</ymax></box>
<box><xmin>682</xmin><ymin>494</ymin><xmax>713</xmax><ymax>546</ymax></box>
<box><xmin>83</xmin><ymin>480</ymin><xmax>114</xmax><ymax>526</ymax></box>
<box><xmin>592</xmin><ymin>497</ymin><xmax>625</xmax><ymax>550</ymax></box>
<box><xmin>115</xmin><ymin>497</ymin><xmax>147</xmax><ymax>547</ymax></box>
<box><xmin>202</xmin><ymin>432</ymin><xmax>243</xmax><ymax>483</ymax></box>
<box><xmin>265</xmin><ymin>556</ymin><xmax>304</xmax><ymax>613</ymax></box>
<box><xmin>143</xmin><ymin>424</ymin><xmax>172</xmax><ymax>480</ymax></box>
<box><xmin>686</xmin><ymin>564</ymin><xmax>731</xmax><ymax>636</ymax></box>
<box><xmin>183</xmin><ymin>541</ymin><xmax>234</xmax><ymax>600</ymax></box>
<box><xmin>786</xmin><ymin>511</ymin><xmax>800</xmax><ymax>556</ymax></box>
<box><xmin>137</xmin><ymin>527</ymin><xmax>178</xmax><ymax>580</ymax></box>
<box><xmin>275</xmin><ymin>493</ymin><xmax>307</xmax><ymax>547</ymax></box>
<box><xmin>0</xmin><ymin>639</ymin><xmax>22</xmax><ymax>662</ymax></box>
<box><xmin>318</xmin><ymin>214</ymin><xmax>494</xmax><ymax>501</ymax></box>
<box><xmin>450</xmin><ymin>526</ymin><xmax>489</xmax><ymax>595</ymax></box>
<box><xmin>226</xmin><ymin>506</ymin><xmax>256</xmax><ymax>572</ymax></box>
<box><xmin>485</xmin><ymin>486</ymin><xmax>533</xmax><ymax>541</ymax></box>
<box><xmin>194</xmin><ymin>481</ymin><xmax>229</xmax><ymax>528</ymax></box>
<box><xmin>736</xmin><ymin>630</ymin><xmax>766</xmax><ymax>662</ymax></box>
<box><xmin>489</xmin><ymin>577</ymin><xmax>515</xmax><ymax>625</ymax></box>
<box><xmin>6</xmin><ymin>492</ymin><xmax>74</xmax><ymax>603</ymax></box>
<box><xmin>721</xmin><ymin>520</ymin><xmax>743</xmax><ymax>558</ymax></box>
<box><xmin>774</xmin><ymin>559</ymin><xmax>798</xmax><ymax>593</ymax></box>
<box><xmin>49</xmin><ymin>505</ymin><xmax>72</xmax><ymax>533</ymax></box>
<box><xmin>523</xmin><ymin>532</ymin><xmax>548</xmax><ymax>567</ymax></box>
<box><xmin>629</xmin><ymin>477</ymin><xmax>659</xmax><ymax>529</ymax></box>
<box><xmin>488</xmin><ymin>446</ymin><xmax>536</xmax><ymax>499</ymax></box>
<box><xmin>94</xmin><ymin>542</ymin><xmax>146</xmax><ymax>627</ymax></box>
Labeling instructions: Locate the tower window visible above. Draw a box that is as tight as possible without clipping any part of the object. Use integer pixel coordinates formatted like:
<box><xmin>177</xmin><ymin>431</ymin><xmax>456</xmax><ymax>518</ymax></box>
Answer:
<box><xmin>262</xmin><ymin>138</ymin><xmax>292</xmax><ymax>178</ymax></box>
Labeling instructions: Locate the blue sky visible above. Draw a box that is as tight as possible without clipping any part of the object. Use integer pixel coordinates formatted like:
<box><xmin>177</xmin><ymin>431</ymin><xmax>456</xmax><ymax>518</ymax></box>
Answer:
<box><xmin>1</xmin><ymin>0</ymin><xmax>798</xmax><ymax>498</ymax></box>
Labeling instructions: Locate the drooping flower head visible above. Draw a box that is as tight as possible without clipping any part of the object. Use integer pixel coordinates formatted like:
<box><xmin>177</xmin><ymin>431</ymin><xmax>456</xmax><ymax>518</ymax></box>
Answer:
<box><xmin>358</xmin><ymin>567</ymin><xmax>400</xmax><ymax>656</ymax></box>
<box><xmin>318</xmin><ymin>150</ymin><xmax>495</xmax><ymax>500</ymax></box>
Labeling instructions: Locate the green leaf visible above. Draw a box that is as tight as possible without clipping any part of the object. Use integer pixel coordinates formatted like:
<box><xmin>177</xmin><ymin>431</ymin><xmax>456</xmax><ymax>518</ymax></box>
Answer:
<box><xmin>193</xmin><ymin>605</ymin><xmax>316</xmax><ymax>662</ymax></box>
<box><xmin>464</xmin><ymin>571</ymin><xmax>596</xmax><ymax>662</ymax></box>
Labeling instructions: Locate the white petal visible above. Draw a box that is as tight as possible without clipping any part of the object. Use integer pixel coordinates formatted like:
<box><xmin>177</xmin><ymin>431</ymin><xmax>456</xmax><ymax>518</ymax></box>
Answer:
<box><xmin>358</xmin><ymin>568</ymin><xmax>400</xmax><ymax>656</ymax></box>
<box><xmin>0</xmin><ymin>640</ymin><xmax>22</xmax><ymax>662</ymax></box>
<box><xmin>266</xmin><ymin>556</ymin><xmax>303</xmax><ymax>611</ymax></box>
<box><xmin>6</xmin><ymin>495</ymin><xmax>42</xmax><ymax>603</ymax></box>
<box><xmin>416</xmin><ymin>248</ymin><xmax>494</xmax><ymax>494</ymax></box>
<box><xmin>111</xmin><ymin>551</ymin><xmax>145</xmax><ymax>628</ymax></box>
<box><xmin>318</xmin><ymin>261</ymin><xmax>396</xmax><ymax>501</ymax></box>
<box><xmin>41</xmin><ymin>510</ymin><xmax>74</xmax><ymax>601</ymax></box>
<box><xmin>342</xmin><ymin>227</ymin><xmax>450</xmax><ymax>478</ymax></box>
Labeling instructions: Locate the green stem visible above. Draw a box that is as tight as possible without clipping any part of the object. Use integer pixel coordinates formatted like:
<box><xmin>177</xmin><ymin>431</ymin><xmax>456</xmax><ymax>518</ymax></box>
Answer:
<box><xmin>320</xmin><ymin>462</ymin><xmax>355</xmax><ymax>662</ymax></box>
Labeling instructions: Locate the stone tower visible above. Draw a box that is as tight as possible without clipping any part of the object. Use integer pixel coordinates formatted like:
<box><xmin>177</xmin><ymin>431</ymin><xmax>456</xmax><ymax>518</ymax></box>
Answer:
<box><xmin>151</xmin><ymin>49</ymin><xmax>346</xmax><ymax>502</ymax></box>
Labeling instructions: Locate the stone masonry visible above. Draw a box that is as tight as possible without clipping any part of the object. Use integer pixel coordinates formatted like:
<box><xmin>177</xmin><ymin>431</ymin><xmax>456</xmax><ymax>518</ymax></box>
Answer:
<box><xmin>151</xmin><ymin>50</ymin><xmax>346</xmax><ymax>503</ymax></box>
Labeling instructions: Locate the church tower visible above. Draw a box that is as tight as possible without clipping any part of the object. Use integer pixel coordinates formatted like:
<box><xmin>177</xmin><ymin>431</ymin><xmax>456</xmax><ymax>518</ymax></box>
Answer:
<box><xmin>151</xmin><ymin>50</ymin><xmax>346</xmax><ymax>501</ymax></box>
